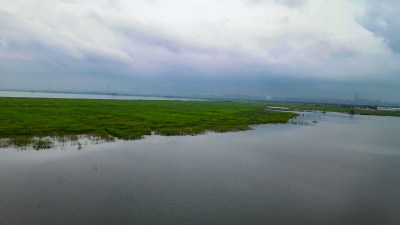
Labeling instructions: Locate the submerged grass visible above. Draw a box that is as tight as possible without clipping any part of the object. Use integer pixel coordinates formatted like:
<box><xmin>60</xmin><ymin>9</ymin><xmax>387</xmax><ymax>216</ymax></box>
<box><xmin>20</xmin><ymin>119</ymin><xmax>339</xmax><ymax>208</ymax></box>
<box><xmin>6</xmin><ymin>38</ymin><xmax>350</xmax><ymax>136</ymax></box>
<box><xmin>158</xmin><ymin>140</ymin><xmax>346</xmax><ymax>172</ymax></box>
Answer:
<box><xmin>0</xmin><ymin>97</ymin><xmax>296</xmax><ymax>148</ymax></box>
<box><xmin>32</xmin><ymin>139</ymin><xmax>53</xmax><ymax>150</ymax></box>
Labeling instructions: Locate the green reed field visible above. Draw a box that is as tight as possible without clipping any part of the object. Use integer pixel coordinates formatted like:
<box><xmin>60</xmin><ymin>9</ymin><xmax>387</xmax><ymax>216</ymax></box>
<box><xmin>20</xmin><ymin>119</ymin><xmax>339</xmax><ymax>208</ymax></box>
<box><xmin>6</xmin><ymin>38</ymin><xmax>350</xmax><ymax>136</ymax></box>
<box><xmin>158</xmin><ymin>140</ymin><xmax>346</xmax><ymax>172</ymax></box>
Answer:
<box><xmin>0</xmin><ymin>97</ymin><xmax>297</xmax><ymax>148</ymax></box>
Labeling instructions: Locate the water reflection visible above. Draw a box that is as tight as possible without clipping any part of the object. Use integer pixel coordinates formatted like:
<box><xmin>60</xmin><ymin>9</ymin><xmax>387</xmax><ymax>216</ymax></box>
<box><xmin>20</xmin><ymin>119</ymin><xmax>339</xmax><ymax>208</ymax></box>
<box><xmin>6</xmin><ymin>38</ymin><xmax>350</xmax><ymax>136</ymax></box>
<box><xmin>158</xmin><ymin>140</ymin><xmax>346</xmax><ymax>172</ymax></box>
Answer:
<box><xmin>0</xmin><ymin>112</ymin><xmax>399</xmax><ymax>225</ymax></box>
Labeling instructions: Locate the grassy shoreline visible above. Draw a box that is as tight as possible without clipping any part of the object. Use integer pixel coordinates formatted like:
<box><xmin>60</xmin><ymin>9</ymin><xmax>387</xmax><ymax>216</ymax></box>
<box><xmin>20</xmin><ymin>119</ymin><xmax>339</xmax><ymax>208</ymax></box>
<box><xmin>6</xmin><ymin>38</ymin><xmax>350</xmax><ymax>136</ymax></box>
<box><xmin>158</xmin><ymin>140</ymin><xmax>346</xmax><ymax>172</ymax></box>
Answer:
<box><xmin>0</xmin><ymin>97</ymin><xmax>297</xmax><ymax>149</ymax></box>
<box><xmin>266</xmin><ymin>102</ymin><xmax>400</xmax><ymax>117</ymax></box>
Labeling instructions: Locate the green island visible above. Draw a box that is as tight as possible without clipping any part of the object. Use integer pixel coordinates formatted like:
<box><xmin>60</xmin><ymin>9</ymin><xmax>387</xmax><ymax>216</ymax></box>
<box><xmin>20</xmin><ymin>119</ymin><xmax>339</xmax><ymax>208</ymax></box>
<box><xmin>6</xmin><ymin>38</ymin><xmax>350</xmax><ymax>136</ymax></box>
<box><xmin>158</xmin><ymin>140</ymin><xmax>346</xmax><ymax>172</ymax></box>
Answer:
<box><xmin>2</xmin><ymin>97</ymin><xmax>399</xmax><ymax>149</ymax></box>
<box><xmin>0</xmin><ymin>97</ymin><xmax>297</xmax><ymax>149</ymax></box>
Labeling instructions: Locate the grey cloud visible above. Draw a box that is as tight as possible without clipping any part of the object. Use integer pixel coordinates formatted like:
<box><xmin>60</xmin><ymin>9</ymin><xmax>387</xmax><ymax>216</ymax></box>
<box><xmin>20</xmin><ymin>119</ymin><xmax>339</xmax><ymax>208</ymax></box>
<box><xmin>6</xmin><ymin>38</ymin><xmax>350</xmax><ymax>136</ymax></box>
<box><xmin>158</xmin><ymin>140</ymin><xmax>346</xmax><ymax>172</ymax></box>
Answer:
<box><xmin>0</xmin><ymin>8</ymin><xmax>244</xmax><ymax>79</ymax></box>
<box><xmin>74</xmin><ymin>11</ymin><xmax>244</xmax><ymax>61</ymax></box>
<box><xmin>1</xmin><ymin>0</ymin><xmax>399</xmax><ymax>103</ymax></box>
<box><xmin>243</xmin><ymin>0</ymin><xmax>308</xmax><ymax>8</ymax></box>
<box><xmin>358</xmin><ymin>1</ymin><xmax>400</xmax><ymax>54</ymax></box>
<box><xmin>120</xmin><ymin>27</ymin><xmax>241</xmax><ymax>57</ymax></box>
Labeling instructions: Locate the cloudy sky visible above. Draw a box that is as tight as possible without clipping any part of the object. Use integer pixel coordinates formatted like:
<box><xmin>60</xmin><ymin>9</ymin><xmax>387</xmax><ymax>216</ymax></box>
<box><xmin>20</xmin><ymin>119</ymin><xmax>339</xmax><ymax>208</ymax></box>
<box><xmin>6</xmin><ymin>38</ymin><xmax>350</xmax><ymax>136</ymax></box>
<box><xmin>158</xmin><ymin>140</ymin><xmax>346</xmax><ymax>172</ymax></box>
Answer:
<box><xmin>0</xmin><ymin>0</ymin><xmax>399</xmax><ymax>101</ymax></box>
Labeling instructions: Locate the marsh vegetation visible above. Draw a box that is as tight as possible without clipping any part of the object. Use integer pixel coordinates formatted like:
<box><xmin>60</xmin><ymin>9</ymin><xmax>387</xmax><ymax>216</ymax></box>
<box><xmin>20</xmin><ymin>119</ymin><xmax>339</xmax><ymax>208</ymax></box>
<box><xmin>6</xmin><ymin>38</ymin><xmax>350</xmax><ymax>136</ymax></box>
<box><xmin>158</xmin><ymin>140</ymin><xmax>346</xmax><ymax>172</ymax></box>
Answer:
<box><xmin>0</xmin><ymin>97</ymin><xmax>296</xmax><ymax>148</ymax></box>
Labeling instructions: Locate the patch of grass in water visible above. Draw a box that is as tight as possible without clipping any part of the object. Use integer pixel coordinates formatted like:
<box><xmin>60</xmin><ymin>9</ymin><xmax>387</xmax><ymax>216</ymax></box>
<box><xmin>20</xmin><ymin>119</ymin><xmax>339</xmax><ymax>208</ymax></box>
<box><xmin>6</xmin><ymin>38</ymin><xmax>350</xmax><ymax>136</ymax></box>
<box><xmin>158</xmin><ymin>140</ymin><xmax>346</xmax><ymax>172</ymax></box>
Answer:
<box><xmin>0</xmin><ymin>98</ymin><xmax>297</xmax><ymax>148</ymax></box>
<box><xmin>33</xmin><ymin>139</ymin><xmax>53</xmax><ymax>150</ymax></box>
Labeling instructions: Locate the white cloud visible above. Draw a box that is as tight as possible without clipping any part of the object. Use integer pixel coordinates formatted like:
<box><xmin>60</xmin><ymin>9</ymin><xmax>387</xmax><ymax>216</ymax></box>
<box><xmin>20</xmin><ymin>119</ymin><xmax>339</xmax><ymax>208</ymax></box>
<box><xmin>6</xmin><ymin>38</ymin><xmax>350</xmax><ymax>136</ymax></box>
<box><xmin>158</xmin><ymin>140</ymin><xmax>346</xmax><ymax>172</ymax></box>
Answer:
<box><xmin>0</xmin><ymin>0</ymin><xmax>399</xmax><ymax>79</ymax></box>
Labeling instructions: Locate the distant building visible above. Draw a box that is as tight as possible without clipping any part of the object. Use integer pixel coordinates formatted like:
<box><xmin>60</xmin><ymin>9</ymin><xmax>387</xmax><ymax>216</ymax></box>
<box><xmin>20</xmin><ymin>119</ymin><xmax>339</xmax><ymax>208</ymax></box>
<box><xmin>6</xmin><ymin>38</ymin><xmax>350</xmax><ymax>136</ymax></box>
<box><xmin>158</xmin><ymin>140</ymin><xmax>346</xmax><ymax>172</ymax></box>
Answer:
<box><xmin>377</xmin><ymin>107</ymin><xmax>400</xmax><ymax>112</ymax></box>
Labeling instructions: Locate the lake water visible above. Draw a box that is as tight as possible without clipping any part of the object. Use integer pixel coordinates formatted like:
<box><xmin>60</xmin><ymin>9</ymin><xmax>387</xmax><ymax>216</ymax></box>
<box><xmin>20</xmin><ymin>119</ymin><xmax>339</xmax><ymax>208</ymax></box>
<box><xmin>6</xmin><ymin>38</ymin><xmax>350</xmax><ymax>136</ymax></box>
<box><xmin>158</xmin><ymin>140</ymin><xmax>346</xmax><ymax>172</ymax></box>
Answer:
<box><xmin>0</xmin><ymin>112</ymin><xmax>399</xmax><ymax>225</ymax></box>
<box><xmin>0</xmin><ymin>91</ymin><xmax>203</xmax><ymax>101</ymax></box>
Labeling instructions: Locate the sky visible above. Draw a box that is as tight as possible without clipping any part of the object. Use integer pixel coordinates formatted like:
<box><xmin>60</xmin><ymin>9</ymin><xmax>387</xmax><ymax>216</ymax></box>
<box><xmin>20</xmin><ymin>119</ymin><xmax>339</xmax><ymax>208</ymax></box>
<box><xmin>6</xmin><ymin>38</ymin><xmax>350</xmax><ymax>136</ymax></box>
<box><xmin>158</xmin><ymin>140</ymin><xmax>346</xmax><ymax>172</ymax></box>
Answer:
<box><xmin>0</xmin><ymin>0</ymin><xmax>399</xmax><ymax>101</ymax></box>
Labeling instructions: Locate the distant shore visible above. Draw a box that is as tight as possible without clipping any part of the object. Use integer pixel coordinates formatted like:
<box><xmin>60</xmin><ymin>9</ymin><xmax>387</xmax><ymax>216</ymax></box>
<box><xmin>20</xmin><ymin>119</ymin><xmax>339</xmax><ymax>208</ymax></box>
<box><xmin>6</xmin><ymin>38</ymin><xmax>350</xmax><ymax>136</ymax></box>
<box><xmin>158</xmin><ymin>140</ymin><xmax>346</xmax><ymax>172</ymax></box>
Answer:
<box><xmin>0</xmin><ymin>90</ymin><xmax>205</xmax><ymax>101</ymax></box>
<box><xmin>266</xmin><ymin>102</ymin><xmax>400</xmax><ymax>117</ymax></box>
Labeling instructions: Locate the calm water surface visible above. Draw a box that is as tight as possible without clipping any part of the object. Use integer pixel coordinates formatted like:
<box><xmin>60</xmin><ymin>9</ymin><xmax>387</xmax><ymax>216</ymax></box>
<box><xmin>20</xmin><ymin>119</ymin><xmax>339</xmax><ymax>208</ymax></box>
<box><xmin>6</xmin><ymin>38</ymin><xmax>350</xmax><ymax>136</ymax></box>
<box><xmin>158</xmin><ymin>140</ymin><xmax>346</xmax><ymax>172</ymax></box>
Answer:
<box><xmin>1</xmin><ymin>112</ymin><xmax>399</xmax><ymax>225</ymax></box>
